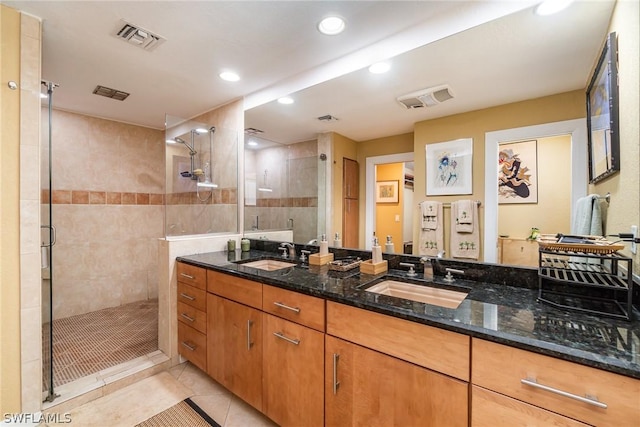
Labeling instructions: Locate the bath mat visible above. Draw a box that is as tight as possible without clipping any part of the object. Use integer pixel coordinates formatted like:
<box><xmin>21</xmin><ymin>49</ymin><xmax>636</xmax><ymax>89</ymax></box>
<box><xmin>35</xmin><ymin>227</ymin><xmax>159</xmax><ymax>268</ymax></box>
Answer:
<box><xmin>135</xmin><ymin>398</ymin><xmax>221</xmax><ymax>427</ymax></box>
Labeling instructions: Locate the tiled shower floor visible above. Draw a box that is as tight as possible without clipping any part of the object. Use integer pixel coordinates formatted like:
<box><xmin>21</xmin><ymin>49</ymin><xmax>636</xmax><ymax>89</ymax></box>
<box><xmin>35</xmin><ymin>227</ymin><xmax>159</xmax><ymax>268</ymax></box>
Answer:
<box><xmin>43</xmin><ymin>299</ymin><xmax>158</xmax><ymax>387</ymax></box>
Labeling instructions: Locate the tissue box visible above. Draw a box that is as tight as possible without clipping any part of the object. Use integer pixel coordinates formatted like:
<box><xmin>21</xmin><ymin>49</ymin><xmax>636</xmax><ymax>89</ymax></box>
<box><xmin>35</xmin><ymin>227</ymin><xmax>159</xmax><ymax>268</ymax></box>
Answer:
<box><xmin>309</xmin><ymin>252</ymin><xmax>334</xmax><ymax>266</ymax></box>
<box><xmin>360</xmin><ymin>259</ymin><xmax>388</xmax><ymax>275</ymax></box>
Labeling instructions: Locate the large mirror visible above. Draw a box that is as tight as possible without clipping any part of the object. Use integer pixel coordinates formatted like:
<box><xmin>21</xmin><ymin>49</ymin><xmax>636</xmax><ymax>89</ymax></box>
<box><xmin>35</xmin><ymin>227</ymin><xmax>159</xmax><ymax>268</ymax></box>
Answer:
<box><xmin>244</xmin><ymin>2</ymin><xmax>628</xmax><ymax>263</ymax></box>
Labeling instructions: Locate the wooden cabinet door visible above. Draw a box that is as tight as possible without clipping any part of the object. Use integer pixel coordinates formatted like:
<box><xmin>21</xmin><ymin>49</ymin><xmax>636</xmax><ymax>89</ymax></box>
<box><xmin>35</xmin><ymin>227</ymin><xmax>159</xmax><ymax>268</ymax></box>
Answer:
<box><xmin>207</xmin><ymin>294</ymin><xmax>263</xmax><ymax>412</ymax></box>
<box><xmin>343</xmin><ymin>158</ymin><xmax>358</xmax><ymax>199</ymax></box>
<box><xmin>343</xmin><ymin>198</ymin><xmax>359</xmax><ymax>248</ymax></box>
<box><xmin>263</xmin><ymin>314</ymin><xmax>324</xmax><ymax>427</ymax></box>
<box><xmin>325</xmin><ymin>335</ymin><xmax>468</xmax><ymax>427</ymax></box>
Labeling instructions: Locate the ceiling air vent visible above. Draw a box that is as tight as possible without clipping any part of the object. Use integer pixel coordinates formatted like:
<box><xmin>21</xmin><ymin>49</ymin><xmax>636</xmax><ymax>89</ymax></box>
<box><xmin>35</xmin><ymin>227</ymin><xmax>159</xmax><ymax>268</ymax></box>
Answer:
<box><xmin>113</xmin><ymin>19</ymin><xmax>165</xmax><ymax>51</ymax></box>
<box><xmin>317</xmin><ymin>114</ymin><xmax>339</xmax><ymax>122</ymax></box>
<box><xmin>93</xmin><ymin>85</ymin><xmax>130</xmax><ymax>101</ymax></box>
<box><xmin>245</xmin><ymin>127</ymin><xmax>264</xmax><ymax>135</ymax></box>
<box><xmin>397</xmin><ymin>85</ymin><xmax>454</xmax><ymax>109</ymax></box>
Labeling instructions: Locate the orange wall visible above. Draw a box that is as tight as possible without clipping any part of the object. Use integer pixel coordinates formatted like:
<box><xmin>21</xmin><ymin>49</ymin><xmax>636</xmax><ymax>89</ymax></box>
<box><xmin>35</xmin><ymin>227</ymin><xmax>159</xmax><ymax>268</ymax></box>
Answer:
<box><xmin>375</xmin><ymin>163</ymin><xmax>404</xmax><ymax>251</ymax></box>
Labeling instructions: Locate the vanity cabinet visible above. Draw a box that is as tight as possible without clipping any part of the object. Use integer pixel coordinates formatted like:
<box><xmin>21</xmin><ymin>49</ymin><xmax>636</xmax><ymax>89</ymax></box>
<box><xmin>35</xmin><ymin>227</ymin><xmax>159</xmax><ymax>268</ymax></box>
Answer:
<box><xmin>263</xmin><ymin>313</ymin><xmax>325</xmax><ymax>427</ymax></box>
<box><xmin>177</xmin><ymin>262</ymin><xmax>207</xmax><ymax>371</ymax></box>
<box><xmin>325</xmin><ymin>335</ymin><xmax>468</xmax><ymax>427</ymax></box>
<box><xmin>326</xmin><ymin>301</ymin><xmax>469</xmax><ymax>426</ymax></box>
<box><xmin>472</xmin><ymin>338</ymin><xmax>640</xmax><ymax>426</ymax></box>
<box><xmin>207</xmin><ymin>294</ymin><xmax>263</xmax><ymax>411</ymax></box>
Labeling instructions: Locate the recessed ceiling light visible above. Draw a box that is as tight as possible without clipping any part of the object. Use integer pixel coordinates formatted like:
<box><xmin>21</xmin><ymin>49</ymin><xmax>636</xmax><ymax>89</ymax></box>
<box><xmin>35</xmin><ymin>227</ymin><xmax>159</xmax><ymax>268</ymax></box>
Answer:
<box><xmin>535</xmin><ymin>0</ymin><xmax>573</xmax><ymax>16</ymax></box>
<box><xmin>219</xmin><ymin>71</ymin><xmax>240</xmax><ymax>82</ymax></box>
<box><xmin>166</xmin><ymin>139</ymin><xmax>177</xmax><ymax>144</ymax></box>
<box><xmin>278</xmin><ymin>96</ymin><xmax>294</xmax><ymax>105</ymax></box>
<box><xmin>318</xmin><ymin>16</ymin><xmax>345</xmax><ymax>35</ymax></box>
<box><xmin>368</xmin><ymin>62</ymin><xmax>391</xmax><ymax>74</ymax></box>
<box><xmin>247</xmin><ymin>140</ymin><xmax>258</xmax><ymax>147</ymax></box>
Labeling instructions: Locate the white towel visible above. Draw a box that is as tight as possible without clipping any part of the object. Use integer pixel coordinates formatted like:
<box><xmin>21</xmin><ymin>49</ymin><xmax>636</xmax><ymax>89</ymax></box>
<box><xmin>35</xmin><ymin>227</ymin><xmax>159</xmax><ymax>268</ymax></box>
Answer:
<box><xmin>450</xmin><ymin>201</ymin><xmax>480</xmax><ymax>260</ymax></box>
<box><xmin>418</xmin><ymin>202</ymin><xmax>443</xmax><ymax>257</ymax></box>
<box><xmin>420</xmin><ymin>201</ymin><xmax>439</xmax><ymax>230</ymax></box>
<box><xmin>571</xmin><ymin>194</ymin><xmax>603</xmax><ymax>236</ymax></box>
<box><xmin>454</xmin><ymin>199</ymin><xmax>474</xmax><ymax>233</ymax></box>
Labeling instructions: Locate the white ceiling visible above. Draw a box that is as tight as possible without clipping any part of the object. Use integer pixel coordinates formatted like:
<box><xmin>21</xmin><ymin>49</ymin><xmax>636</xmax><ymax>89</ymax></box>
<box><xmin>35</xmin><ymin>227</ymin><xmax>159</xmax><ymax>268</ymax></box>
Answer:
<box><xmin>3</xmin><ymin>0</ymin><xmax>615</xmax><ymax>145</ymax></box>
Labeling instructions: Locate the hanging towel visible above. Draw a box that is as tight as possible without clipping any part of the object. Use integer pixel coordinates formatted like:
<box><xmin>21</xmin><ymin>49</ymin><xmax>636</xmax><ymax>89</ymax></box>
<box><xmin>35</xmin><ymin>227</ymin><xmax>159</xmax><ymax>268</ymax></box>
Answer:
<box><xmin>420</xmin><ymin>201</ymin><xmax>439</xmax><ymax>230</ymax></box>
<box><xmin>571</xmin><ymin>194</ymin><xmax>603</xmax><ymax>236</ymax></box>
<box><xmin>450</xmin><ymin>200</ymin><xmax>480</xmax><ymax>260</ymax></box>
<box><xmin>454</xmin><ymin>199</ymin><xmax>474</xmax><ymax>233</ymax></box>
<box><xmin>418</xmin><ymin>202</ymin><xmax>443</xmax><ymax>257</ymax></box>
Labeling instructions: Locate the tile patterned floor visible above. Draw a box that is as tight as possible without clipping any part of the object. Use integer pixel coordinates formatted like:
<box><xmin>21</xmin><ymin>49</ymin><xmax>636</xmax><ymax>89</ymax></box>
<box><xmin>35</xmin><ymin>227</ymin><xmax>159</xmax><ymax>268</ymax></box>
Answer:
<box><xmin>43</xmin><ymin>299</ymin><xmax>158</xmax><ymax>388</ymax></box>
<box><xmin>43</xmin><ymin>363</ymin><xmax>277</xmax><ymax>427</ymax></box>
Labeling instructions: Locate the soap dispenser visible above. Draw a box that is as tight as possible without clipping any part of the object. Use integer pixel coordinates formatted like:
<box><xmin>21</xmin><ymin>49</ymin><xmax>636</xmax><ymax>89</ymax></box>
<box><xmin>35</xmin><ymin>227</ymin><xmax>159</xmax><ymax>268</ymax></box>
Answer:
<box><xmin>385</xmin><ymin>235</ymin><xmax>395</xmax><ymax>253</ymax></box>
<box><xmin>372</xmin><ymin>237</ymin><xmax>383</xmax><ymax>264</ymax></box>
<box><xmin>320</xmin><ymin>234</ymin><xmax>329</xmax><ymax>255</ymax></box>
<box><xmin>333</xmin><ymin>232</ymin><xmax>342</xmax><ymax>248</ymax></box>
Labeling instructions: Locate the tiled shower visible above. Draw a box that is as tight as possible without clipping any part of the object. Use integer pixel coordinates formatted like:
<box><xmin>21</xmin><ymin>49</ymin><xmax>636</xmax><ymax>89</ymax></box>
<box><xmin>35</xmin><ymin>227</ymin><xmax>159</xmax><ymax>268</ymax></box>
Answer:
<box><xmin>41</xmin><ymin>107</ymin><xmax>164</xmax><ymax>391</ymax></box>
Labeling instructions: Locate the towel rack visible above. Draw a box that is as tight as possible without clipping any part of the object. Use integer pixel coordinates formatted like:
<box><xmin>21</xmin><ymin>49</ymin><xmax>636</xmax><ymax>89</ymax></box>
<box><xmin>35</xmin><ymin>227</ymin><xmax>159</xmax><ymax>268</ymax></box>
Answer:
<box><xmin>597</xmin><ymin>192</ymin><xmax>610</xmax><ymax>205</ymax></box>
<box><xmin>418</xmin><ymin>200</ymin><xmax>482</xmax><ymax>208</ymax></box>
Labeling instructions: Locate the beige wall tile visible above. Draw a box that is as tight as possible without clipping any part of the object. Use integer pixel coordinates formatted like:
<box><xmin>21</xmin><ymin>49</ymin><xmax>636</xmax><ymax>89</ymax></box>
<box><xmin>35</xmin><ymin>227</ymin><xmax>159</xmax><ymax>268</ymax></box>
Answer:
<box><xmin>20</xmin><ymin>252</ymin><xmax>41</xmax><ymax>310</ymax></box>
<box><xmin>20</xmin><ymin>359</ymin><xmax>42</xmax><ymax>414</ymax></box>
<box><xmin>20</xmin><ymin>306</ymin><xmax>41</xmax><ymax>363</ymax></box>
<box><xmin>20</xmin><ymin>199</ymin><xmax>40</xmax><ymax>254</ymax></box>
<box><xmin>20</xmin><ymin>145</ymin><xmax>40</xmax><ymax>200</ymax></box>
<box><xmin>20</xmin><ymin>13</ymin><xmax>41</xmax><ymax>39</ymax></box>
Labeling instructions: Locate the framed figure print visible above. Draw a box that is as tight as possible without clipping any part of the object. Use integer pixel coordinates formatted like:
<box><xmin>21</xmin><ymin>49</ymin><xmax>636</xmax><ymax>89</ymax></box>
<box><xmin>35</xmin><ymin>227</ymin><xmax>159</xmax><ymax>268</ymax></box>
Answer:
<box><xmin>498</xmin><ymin>140</ymin><xmax>538</xmax><ymax>204</ymax></box>
<box><xmin>425</xmin><ymin>138</ymin><xmax>473</xmax><ymax>196</ymax></box>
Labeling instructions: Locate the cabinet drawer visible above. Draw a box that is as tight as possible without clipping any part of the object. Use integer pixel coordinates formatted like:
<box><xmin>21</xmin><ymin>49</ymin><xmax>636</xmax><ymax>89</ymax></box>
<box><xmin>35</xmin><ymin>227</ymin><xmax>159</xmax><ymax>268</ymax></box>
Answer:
<box><xmin>178</xmin><ymin>282</ymin><xmax>206</xmax><ymax>311</ymax></box>
<box><xmin>177</xmin><ymin>262</ymin><xmax>206</xmax><ymax>290</ymax></box>
<box><xmin>263</xmin><ymin>285</ymin><xmax>325</xmax><ymax>332</ymax></box>
<box><xmin>178</xmin><ymin>322</ymin><xmax>206</xmax><ymax>371</ymax></box>
<box><xmin>472</xmin><ymin>338</ymin><xmax>640</xmax><ymax>426</ymax></box>
<box><xmin>207</xmin><ymin>270</ymin><xmax>262</xmax><ymax>309</ymax></box>
<box><xmin>472</xmin><ymin>386</ymin><xmax>589</xmax><ymax>426</ymax></box>
<box><xmin>327</xmin><ymin>301</ymin><xmax>469</xmax><ymax>381</ymax></box>
<box><xmin>177</xmin><ymin>301</ymin><xmax>206</xmax><ymax>334</ymax></box>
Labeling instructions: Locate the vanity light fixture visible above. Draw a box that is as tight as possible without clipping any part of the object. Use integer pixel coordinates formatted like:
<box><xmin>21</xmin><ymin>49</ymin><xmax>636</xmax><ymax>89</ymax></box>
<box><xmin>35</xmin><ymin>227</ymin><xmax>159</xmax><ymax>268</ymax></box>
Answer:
<box><xmin>219</xmin><ymin>71</ymin><xmax>240</xmax><ymax>82</ymax></box>
<box><xmin>535</xmin><ymin>0</ymin><xmax>573</xmax><ymax>16</ymax></box>
<box><xmin>194</xmin><ymin>127</ymin><xmax>209</xmax><ymax>134</ymax></box>
<box><xmin>278</xmin><ymin>96</ymin><xmax>294</xmax><ymax>105</ymax></box>
<box><xmin>318</xmin><ymin>16</ymin><xmax>345</xmax><ymax>35</ymax></box>
<box><xmin>369</xmin><ymin>62</ymin><xmax>391</xmax><ymax>74</ymax></box>
<box><xmin>166</xmin><ymin>138</ymin><xmax>177</xmax><ymax>144</ymax></box>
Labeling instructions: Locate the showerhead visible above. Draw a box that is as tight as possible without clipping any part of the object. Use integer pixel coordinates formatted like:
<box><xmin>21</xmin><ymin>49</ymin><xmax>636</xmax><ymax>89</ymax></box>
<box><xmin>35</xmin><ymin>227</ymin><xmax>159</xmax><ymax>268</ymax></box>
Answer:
<box><xmin>174</xmin><ymin>136</ymin><xmax>196</xmax><ymax>155</ymax></box>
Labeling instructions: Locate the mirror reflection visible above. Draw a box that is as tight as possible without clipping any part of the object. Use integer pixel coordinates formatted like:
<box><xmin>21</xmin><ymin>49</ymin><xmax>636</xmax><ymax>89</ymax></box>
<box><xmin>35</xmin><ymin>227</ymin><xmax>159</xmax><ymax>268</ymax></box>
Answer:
<box><xmin>244</xmin><ymin>1</ymin><xmax>631</xmax><ymax>266</ymax></box>
<box><xmin>243</xmin><ymin>133</ymin><xmax>326</xmax><ymax>244</ymax></box>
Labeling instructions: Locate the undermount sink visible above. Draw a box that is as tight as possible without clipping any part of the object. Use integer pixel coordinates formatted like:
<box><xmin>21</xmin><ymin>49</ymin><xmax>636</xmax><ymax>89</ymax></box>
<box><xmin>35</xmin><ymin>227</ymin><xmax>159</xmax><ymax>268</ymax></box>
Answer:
<box><xmin>364</xmin><ymin>280</ymin><xmax>469</xmax><ymax>309</ymax></box>
<box><xmin>238</xmin><ymin>259</ymin><xmax>297</xmax><ymax>271</ymax></box>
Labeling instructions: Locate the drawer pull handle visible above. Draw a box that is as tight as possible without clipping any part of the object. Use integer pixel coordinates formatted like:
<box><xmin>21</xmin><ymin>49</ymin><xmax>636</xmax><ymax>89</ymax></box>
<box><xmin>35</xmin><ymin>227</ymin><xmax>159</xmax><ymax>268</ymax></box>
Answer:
<box><xmin>181</xmin><ymin>341</ymin><xmax>196</xmax><ymax>352</ymax></box>
<box><xmin>332</xmin><ymin>353</ymin><xmax>340</xmax><ymax>394</ymax></box>
<box><xmin>180</xmin><ymin>313</ymin><xmax>195</xmax><ymax>322</ymax></box>
<box><xmin>247</xmin><ymin>320</ymin><xmax>253</xmax><ymax>350</ymax></box>
<box><xmin>273</xmin><ymin>301</ymin><xmax>301</xmax><ymax>313</ymax></box>
<box><xmin>520</xmin><ymin>378</ymin><xmax>608</xmax><ymax>409</ymax></box>
<box><xmin>180</xmin><ymin>293</ymin><xmax>195</xmax><ymax>301</ymax></box>
<box><xmin>180</xmin><ymin>272</ymin><xmax>195</xmax><ymax>279</ymax></box>
<box><xmin>273</xmin><ymin>331</ymin><xmax>300</xmax><ymax>346</ymax></box>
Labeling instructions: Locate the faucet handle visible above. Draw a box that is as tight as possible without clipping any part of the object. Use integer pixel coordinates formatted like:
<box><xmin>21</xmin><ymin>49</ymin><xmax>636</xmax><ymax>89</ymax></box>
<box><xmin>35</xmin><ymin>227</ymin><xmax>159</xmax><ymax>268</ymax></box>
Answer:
<box><xmin>300</xmin><ymin>250</ymin><xmax>310</xmax><ymax>262</ymax></box>
<box><xmin>279</xmin><ymin>247</ymin><xmax>288</xmax><ymax>258</ymax></box>
<box><xmin>399</xmin><ymin>262</ymin><xmax>417</xmax><ymax>277</ymax></box>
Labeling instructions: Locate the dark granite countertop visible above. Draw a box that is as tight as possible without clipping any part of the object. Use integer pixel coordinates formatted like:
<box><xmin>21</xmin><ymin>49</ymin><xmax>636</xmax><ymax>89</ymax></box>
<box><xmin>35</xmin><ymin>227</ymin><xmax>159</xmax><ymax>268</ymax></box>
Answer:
<box><xmin>177</xmin><ymin>247</ymin><xmax>640</xmax><ymax>380</ymax></box>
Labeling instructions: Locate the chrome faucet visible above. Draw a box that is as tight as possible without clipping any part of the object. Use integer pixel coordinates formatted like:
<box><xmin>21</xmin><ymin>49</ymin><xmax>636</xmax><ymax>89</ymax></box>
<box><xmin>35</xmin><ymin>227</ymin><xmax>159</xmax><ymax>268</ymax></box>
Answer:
<box><xmin>399</xmin><ymin>262</ymin><xmax>417</xmax><ymax>277</ymax></box>
<box><xmin>420</xmin><ymin>250</ymin><xmax>445</xmax><ymax>281</ymax></box>
<box><xmin>280</xmin><ymin>242</ymin><xmax>296</xmax><ymax>259</ymax></box>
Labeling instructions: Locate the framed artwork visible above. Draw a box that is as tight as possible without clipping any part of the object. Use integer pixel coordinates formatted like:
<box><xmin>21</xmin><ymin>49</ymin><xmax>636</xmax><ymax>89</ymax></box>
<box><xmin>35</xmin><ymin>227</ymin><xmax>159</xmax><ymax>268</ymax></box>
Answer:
<box><xmin>376</xmin><ymin>180</ymin><xmax>399</xmax><ymax>203</ymax></box>
<box><xmin>587</xmin><ymin>32</ymin><xmax>619</xmax><ymax>184</ymax></box>
<box><xmin>425</xmin><ymin>138</ymin><xmax>473</xmax><ymax>195</ymax></box>
<box><xmin>498</xmin><ymin>139</ymin><xmax>538</xmax><ymax>204</ymax></box>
